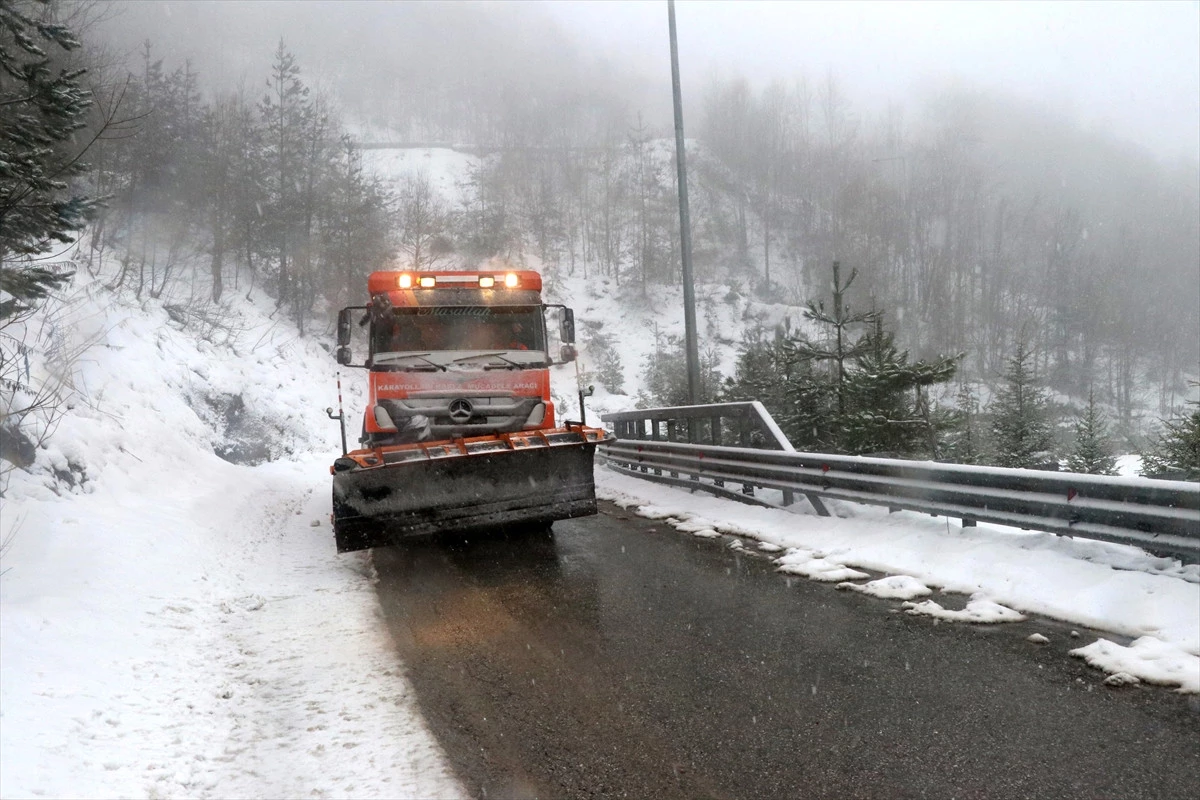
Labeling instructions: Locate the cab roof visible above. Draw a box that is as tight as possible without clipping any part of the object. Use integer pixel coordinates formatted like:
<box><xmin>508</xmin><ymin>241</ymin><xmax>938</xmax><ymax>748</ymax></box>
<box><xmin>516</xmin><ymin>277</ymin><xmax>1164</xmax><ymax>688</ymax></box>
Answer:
<box><xmin>367</xmin><ymin>270</ymin><xmax>542</xmax><ymax>295</ymax></box>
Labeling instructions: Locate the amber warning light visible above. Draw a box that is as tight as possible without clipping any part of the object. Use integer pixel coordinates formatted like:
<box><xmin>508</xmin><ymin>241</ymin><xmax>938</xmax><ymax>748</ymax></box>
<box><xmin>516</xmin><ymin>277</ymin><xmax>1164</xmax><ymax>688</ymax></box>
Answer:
<box><xmin>505</xmin><ymin>272</ymin><xmax>519</xmax><ymax>288</ymax></box>
<box><xmin>397</xmin><ymin>274</ymin><xmax>413</xmax><ymax>289</ymax></box>
<box><xmin>478</xmin><ymin>276</ymin><xmax>496</xmax><ymax>288</ymax></box>
<box><xmin>418</xmin><ymin>276</ymin><xmax>437</xmax><ymax>288</ymax></box>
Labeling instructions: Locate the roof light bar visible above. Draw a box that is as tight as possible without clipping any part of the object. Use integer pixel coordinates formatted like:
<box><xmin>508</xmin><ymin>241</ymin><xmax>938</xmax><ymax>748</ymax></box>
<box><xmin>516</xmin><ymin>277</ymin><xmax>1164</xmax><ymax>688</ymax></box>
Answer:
<box><xmin>397</xmin><ymin>273</ymin><xmax>413</xmax><ymax>289</ymax></box>
<box><xmin>504</xmin><ymin>272</ymin><xmax>520</xmax><ymax>288</ymax></box>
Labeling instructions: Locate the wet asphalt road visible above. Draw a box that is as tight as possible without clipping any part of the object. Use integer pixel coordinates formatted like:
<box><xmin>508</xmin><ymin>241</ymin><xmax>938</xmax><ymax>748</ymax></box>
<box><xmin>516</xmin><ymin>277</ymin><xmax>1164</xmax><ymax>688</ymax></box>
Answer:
<box><xmin>372</xmin><ymin>502</ymin><xmax>1200</xmax><ymax>800</ymax></box>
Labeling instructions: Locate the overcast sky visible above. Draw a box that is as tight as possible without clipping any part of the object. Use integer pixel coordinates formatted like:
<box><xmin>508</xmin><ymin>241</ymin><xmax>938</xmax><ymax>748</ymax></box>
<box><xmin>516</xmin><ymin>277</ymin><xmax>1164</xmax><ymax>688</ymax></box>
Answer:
<box><xmin>544</xmin><ymin>0</ymin><xmax>1200</xmax><ymax>163</ymax></box>
<box><xmin>96</xmin><ymin>1</ymin><xmax>1199</xmax><ymax>164</ymax></box>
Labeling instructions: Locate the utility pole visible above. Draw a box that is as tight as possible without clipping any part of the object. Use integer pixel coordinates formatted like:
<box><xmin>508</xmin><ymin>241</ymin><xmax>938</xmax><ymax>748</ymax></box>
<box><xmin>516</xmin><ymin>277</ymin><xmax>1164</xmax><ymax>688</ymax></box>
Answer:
<box><xmin>668</xmin><ymin>0</ymin><xmax>702</xmax><ymax>405</ymax></box>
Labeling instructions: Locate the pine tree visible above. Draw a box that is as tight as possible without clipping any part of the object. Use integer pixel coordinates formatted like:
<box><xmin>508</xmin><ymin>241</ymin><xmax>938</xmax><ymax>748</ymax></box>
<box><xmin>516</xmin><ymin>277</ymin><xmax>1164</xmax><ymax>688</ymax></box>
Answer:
<box><xmin>722</xmin><ymin>324</ymin><xmax>833</xmax><ymax>450</ymax></box>
<box><xmin>777</xmin><ymin>353</ymin><xmax>833</xmax><ymax>451</ymax></box>
<box><xmin>942</xmin><ymin>384</ymin><xmax>981</xmax><ymax>464</ymax></box>
<box><xmin>722</xmin><ymin>325</ymin><xmax>789</xmax><ymax>410</ymax></box>
<box><xmin>596</xmin><ymin>346</ymin><xmax>625</xmax><ymax>395</ymax></box>
<box><xmin>641</xmin><ymin>328</ymin><xmax>721</xmax><ymax>408</ymax></box>
<box><xmin>1141</xmin><ymin>396</ymin><xmax>1200</xmax><ymax>481</ymax></box>
<box><xmin>0</xmin><ymin>0</ymin><xmax>100</xmax><ymax>318</ymax></box>
<box><xmin>841</xmin><ymin>316</ymin><xmax>959</xmax><ymax>456</ymax></box>
<box><xmin>259</xmin><ymin>39</ymin><xmax>311</xmax><ymax>307</ymax></box>
<box><xmin>1065</xmin><ymin>391</ymin><xmax>1117</xmax><ymax>475</ymax></box>
<box><xmin>793</xmin><ymin>260</ymin><xmax>876</xmax><ymax>420</ymax></box>
<box><xmin>988</xmin><ymin>342</ymin><xmax>1056</xmax><ymax>469</ymax></box>
<box><xmin>581</xmin><ymin>326</ymin><xmax>625</xmax><ymax>394</ymax></box>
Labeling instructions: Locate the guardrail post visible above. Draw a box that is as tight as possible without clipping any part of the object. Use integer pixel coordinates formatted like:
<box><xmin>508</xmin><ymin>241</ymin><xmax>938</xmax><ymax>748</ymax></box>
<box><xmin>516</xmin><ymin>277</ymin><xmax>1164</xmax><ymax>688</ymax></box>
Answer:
<box><xmin>666</xmin><ymin>420</ymin><xmax>679</xmax><ymax>477</ymax></box>
<box><xmin>649</xmin><ymin>420</ymin><xmax>663</xmax><ymax>475</ymax></box>
<box><xmin>782</xmin><ymin>489</ymin><xmax>795</xmax><ymax>506</ymax></box>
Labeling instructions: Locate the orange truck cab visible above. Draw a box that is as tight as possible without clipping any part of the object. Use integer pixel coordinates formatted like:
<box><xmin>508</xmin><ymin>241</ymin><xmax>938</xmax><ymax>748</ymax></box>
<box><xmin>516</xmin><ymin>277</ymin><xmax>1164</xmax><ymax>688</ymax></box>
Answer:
<box><xmin>329</xmin><ymin>269</ymin><xmax>609</xmax><ymax>553</ymax></box>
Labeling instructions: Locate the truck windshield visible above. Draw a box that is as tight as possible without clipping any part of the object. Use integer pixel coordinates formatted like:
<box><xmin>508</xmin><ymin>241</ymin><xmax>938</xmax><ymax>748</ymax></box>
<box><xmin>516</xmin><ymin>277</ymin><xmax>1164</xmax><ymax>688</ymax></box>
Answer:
<box><xmin>372</xmin><ymin>305</ymin><xmax>545</xmax><ymax>362</ymax></box>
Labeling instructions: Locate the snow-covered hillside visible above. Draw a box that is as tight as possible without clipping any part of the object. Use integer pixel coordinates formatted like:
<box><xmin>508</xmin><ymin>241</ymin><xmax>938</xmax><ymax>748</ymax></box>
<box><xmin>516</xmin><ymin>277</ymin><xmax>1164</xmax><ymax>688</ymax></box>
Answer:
<box><xmin>0</xmin><ymin>278</ymin><xmax>463</xmax><ymax>799</ymax></box>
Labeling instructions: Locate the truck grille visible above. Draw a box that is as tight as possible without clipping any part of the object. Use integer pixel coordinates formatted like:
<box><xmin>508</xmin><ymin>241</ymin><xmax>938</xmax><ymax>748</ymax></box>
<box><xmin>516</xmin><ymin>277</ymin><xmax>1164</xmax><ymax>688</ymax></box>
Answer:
<box><xmin>378</xmin><ymin>395</ymin><xmax>542</xmax><ymax>438</ymax></box>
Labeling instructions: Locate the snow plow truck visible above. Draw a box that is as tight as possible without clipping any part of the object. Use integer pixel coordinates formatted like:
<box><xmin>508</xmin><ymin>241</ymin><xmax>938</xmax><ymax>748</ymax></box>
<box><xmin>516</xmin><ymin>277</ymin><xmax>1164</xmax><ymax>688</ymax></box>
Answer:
<box><xmin>329</xmin><ymin>269</ymin><xmax>611</xmax><ymax>553</ymax></box>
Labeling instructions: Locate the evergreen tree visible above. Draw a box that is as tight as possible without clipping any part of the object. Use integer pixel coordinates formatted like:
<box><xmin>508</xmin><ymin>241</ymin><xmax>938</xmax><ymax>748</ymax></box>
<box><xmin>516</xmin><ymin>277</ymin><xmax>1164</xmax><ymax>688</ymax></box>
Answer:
<box><xmin>259</xmin><ymin>39</ymin><xmax>311</xmax><ymax>307</ymax></box>
<box><xmin>641</xmin><ymin>327</ymin><xmax>721</xmax><ymax>408</ymax></box>
<box><xmin>722</xmin><ymin>324</ymin><xmax>790</xmax><ymax>411</ymax></box>
<box><xmin>988</xmin><ymin>342</ymin><xmax>1056</xmax><ymax>469</ymax></box>
<box><xmin>942</xmin><ymin>384</ymin><xmax>981</xmax><ymax>464</ymax></box>
<box><xmin>1065</xmin><ymin>391</ymin><xmax>1117</xmax><ymax>475</ymax></box>
<box><xmin>319</xmin><ymin>136</ymin><xmax>394</xmax><ymax>307</ymax></box>
<box><xmin>776</xmin><ymin>353</ymin><xmax>833</xmax><ymax>451</ymax></box>
<box><xmin>1141</xmin><ymin>396</ymin><xmax>1200</xmax><ymax>480</ymax></box>
<box><xmin>792</xmin><ymin>260</ymin><xmax>876</xmax><ymax>419</ymax></box>
<box><xmin>721</xmin><ymin>324</ymin><xmax>833</xmax><ymax>450</ymax></box>
<box><xmin>841</xmin><ymin>316</ymin><xmax>959</xmax><ymax>456</ymax></box>
<box><xmin>595</xmin><ymin>340</ymin><xmax>625</xmax><ymax>395</ymax></box>
<box><xmin>0</xmin><ymin>0</ymin><xmax>99</xmax><ymax>318</ymax></box>
<box><xmin>580</xmin><ymin>325</ymin><xmax>625</xmax><ymax>394</ymax></box>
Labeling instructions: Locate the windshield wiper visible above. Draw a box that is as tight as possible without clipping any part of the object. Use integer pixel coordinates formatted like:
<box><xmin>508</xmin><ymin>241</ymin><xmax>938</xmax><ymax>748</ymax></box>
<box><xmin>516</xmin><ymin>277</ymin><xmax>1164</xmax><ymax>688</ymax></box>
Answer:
<box><xmin>450</xmin><ymin>352</ymin><xmax>524</xmax><ymax>369</ymax></box>
<box><xmin>373</xmin><ymin>352</ymin><xmax>447</xmax><ymax>371</ymax></box>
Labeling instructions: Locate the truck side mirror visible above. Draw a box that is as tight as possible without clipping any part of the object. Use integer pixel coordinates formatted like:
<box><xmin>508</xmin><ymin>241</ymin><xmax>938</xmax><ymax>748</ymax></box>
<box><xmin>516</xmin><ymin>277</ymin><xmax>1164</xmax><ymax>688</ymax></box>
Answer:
<box><xmin>559</xmin><ymin>344</ymin><xmax>577</xmax><ymax>363</ymax></box>
<box><xmin>336</xmin><ymin>346</ymin><xmax>352</xmax><ymax>365</ymax></box>
<box><xmin>337</xmin><ymin>308</ymin><xmax>352</xmax><ymax>347</ymax></box>
<box><xmin>559</xmin><ymin>308</ymin><xmax>576</xmax><ymax>344</ymax></box>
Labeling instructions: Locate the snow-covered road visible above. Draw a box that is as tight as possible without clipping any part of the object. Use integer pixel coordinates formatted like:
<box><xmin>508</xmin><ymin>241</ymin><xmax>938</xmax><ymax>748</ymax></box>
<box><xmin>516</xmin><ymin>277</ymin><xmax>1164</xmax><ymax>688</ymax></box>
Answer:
<box><xmin>1</xmin><ymin>453</ymin><xmax>464</xmax><ymax>799</ymax></box>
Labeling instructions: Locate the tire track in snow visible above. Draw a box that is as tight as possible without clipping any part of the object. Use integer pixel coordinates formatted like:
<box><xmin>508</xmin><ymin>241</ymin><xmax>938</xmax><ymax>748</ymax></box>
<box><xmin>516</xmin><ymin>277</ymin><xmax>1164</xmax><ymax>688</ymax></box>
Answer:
<box><xmin>186</xmin><ymin>463</ymin><xmax>465</xmax><ymax>799</ymax></box>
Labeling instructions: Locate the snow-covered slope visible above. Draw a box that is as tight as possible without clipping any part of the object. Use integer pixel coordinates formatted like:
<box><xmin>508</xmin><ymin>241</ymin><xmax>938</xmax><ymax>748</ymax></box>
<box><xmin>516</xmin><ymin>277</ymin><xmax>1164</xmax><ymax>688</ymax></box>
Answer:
<box><xmin>0</xmin><ymin>279</ymin><xmax>463</xmax><ymax>799</ymax></box>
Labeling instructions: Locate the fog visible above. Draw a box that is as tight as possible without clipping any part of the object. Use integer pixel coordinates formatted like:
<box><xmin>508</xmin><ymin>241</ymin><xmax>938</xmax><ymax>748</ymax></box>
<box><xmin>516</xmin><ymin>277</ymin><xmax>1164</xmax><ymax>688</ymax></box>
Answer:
<box><xmin>69</xmin><ymin>0</ymin><xmax>1200</xmax><ymax>423</ymax></box>
<box><xmin>95</xmin><ymin>0</ymin><xmax>1199</xmax><ymax>163</ymax></box>
<box><xmin>547</xmin><ymin>0</ymin><xmax>1200</xmax><ymax>164</ymax></box>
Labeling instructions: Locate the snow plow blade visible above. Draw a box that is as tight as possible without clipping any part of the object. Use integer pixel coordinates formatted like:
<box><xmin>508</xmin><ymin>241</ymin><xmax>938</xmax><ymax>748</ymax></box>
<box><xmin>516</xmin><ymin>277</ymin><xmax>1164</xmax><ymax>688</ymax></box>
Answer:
<box><xmin>331</xmin><ymin>429</ymin><xmax>608</xmax><ymax>553</ymax></box>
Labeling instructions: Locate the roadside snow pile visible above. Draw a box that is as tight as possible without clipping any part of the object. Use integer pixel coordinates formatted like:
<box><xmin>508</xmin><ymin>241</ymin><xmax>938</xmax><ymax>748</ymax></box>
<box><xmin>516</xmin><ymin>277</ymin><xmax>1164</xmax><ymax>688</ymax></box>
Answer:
<box><xmin>837</xmin><ymin>575</ymin><xmax>932</xmax><ymax>600</ymax></box>
<box><xmin>776</xmin><ymin>550</ymin><xmax>869</xmax><ymax>582</ymax></box>
<box><xmin>902</xmin><ymin>597</ymin><xmax>1027</xmax><ymax>624</ymax></box>
<box><xmin>597</xmin><ymin>468</ymin><xmax>1200</xmax><ymax>693</ymax></box>
<box><xmin>1</xmin><ymin>278</ymin><xmax>463</xmax><ymax>798</ymax></box>
<box><xmin>1071</xmin><ymin>637</ymin><xmax>1200</xmax><ymax>693</ymax></box>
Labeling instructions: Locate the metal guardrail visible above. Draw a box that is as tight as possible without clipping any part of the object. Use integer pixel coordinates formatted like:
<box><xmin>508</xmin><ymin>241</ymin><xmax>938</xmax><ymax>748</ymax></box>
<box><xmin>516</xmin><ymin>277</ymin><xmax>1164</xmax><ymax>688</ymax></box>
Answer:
<box><xmin>606</xmin><ymin>401</ymin><xmax>794</xmax><ymax>450</ymax></box>
<box><xmin>600</xmin><ymin>404</ymin><xmax>1200</xmax><ymax>562</ymax></box>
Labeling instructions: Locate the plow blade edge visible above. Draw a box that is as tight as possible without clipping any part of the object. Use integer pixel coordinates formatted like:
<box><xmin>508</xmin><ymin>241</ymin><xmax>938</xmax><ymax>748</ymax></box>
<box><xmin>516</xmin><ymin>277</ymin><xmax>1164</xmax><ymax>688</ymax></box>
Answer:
<box><xmin>332</xmin><ymin>442</ymin><xmax>599</xmax><ymax>553</ymax></box>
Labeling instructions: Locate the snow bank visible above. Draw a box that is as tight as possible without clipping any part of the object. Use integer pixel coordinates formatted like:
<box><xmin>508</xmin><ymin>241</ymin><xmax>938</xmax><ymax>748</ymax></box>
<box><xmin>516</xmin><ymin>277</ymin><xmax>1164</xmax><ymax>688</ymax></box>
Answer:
<box><xmin>1</xmin><ymin>279</ymin><xmax>463</xmax><ymax>798</ymax></box>
<box><xmin>597</xmin><ymin>468</ymin><xmax>1200</xmax><ymax>693</ymax></box>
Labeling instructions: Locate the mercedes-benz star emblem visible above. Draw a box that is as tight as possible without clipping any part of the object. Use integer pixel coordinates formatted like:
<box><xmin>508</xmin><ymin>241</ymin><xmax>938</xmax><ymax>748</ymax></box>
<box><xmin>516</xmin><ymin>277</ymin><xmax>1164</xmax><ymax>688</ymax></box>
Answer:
<box><xmin>448</xmin><ymin>398</ymin><xmax>474</xmax><ymax>423</ymax></box>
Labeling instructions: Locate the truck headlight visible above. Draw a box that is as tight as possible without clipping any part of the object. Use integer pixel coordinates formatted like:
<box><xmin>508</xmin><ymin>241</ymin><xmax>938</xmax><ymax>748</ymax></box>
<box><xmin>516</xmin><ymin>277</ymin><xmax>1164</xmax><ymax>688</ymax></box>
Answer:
<box><xmin>525</xmin><ymin>403</ymin><xmax>546</xmax><ymax>426</ymax></box>
<box><xmin>373</xmin><ymin>405</ymin><xmax>398</xmax><ymax>431</ymax></box>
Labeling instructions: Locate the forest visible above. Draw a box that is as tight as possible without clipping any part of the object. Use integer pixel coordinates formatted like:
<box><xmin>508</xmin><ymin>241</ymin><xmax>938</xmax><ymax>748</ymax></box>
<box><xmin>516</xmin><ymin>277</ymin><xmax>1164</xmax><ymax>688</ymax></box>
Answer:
<box><xmin>2</xmin><ymin>0</ymin><xmax>1197</xmax><ymax>478</ymax></box>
